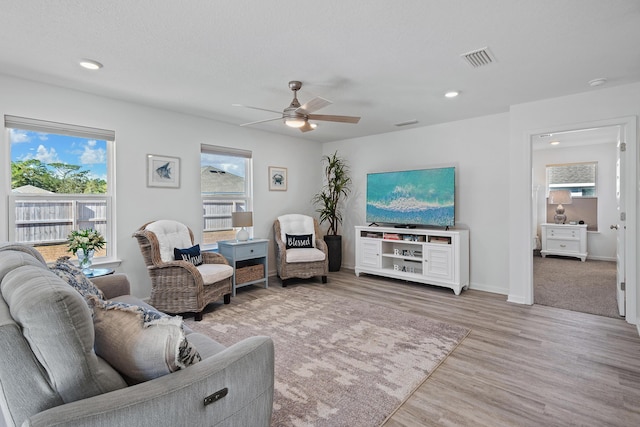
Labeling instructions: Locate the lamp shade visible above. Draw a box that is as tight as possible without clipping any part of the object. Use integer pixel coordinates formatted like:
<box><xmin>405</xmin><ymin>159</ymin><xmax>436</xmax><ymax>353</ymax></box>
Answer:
<box><xmin>548</xmin><ymin>190</ymin><xmax>572</xmax><ymax>205</ymax></box>
<box><xmin>232</xmin><ymin>211</ymin><xmax>253</xmax><ymax>228</ymax></box>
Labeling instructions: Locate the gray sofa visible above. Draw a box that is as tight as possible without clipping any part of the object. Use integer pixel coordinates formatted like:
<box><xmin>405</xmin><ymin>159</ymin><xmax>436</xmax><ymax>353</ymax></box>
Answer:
<box><xmin>0</xmin><ymin>243</ymin><xmax>274</xmax><ymax>427</ymax></box>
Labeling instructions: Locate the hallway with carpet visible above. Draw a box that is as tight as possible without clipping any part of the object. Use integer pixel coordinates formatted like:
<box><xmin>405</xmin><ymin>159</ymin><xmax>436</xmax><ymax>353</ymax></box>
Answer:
<box><xmin>533</xmin><ymin>254</ymin><xmax>620</xmax><ymax>318</ymax></box>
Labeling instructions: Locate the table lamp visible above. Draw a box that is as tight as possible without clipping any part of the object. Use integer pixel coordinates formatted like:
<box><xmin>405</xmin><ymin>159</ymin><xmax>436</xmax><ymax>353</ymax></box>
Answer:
<box><xmin>232</xmin><ymin>211</ymin><xmax>253</xmax><ymax>241</ymax></box>
<box><xmin>549</xmin><ymin>190</ymin><xmax>572</xmax><ymax>224</ymax></box>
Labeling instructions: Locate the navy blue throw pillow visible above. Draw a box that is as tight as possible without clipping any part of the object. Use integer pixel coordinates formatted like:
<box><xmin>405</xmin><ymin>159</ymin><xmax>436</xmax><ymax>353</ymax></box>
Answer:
<box><xmin>174</xmin><ymin>244</ymin><xmax>203</xmax><ymax>266</ymax></box>
<box><xmin>286</xmin><ymin>234</ymin><xmax>313</xmax><ymax>249</ymax></box>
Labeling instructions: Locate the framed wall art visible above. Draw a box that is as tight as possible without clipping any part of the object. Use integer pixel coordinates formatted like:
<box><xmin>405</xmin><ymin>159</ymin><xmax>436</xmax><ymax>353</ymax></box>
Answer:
<box><xmin>147</xmin><ymin>154</ymin><xmax>180</xmax><ymax>188</ymax></box>
<box><xmin>269</xmin><ymin>166</ymin><xmax>287</xmax><ymax>191</ymax></box>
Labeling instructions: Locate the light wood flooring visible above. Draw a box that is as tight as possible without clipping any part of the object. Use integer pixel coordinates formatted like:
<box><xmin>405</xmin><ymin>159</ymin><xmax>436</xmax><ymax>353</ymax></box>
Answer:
<box><xmin>228</xmin><ymin>269</ymin><xmax>640</xmax><ymax>426</ymax></box>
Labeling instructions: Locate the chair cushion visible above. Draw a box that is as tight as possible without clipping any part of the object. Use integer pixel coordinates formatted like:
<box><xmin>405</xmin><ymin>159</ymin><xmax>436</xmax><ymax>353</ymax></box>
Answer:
<box><xmin>285</xmin><ymin>248</ymin><xmax>326</xmax><ymax>263</ymax></box>
<box><xmin>278</xmin><ymin>214</ymin><xmax>316</xmax><ymax>248</ymax></box>
<box><xmin>174</xmin><ymin>244</ymin><xmax>203</xmax><ymax>266</ymax></box>
<box><xmin>196</xmin><ymin>263</ymin><xmax>234</xmax><ymax>285</ymax></box>
<box><xmin>1</xmin><ymin>265</ymin><xmax>127</xmax><ymax>403</ymax></box>
<box><xmin>88</xmin><ymin>296</ymin><xmax>201</xmax><ymax>384</ymax></box>
<box><xmin>146</xmin><ymin>220</ymin><xmax>193</xmax><ymax>263</ymax></box>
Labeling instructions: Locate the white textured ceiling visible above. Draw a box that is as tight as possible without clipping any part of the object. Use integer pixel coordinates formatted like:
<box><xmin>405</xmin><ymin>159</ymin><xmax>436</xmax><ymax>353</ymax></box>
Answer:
<box><xmin>1</xmin><ymin>0</ymin><xmax>639</xmax><ymax>143</ymax></box>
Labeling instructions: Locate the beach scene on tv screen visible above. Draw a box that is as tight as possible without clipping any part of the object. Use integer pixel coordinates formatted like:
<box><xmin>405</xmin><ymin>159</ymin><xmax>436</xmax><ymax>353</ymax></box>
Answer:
<box><xmin>366</xmin><ymin>167</ymin><xmax>455</xmax><ymax>226</ymax></box>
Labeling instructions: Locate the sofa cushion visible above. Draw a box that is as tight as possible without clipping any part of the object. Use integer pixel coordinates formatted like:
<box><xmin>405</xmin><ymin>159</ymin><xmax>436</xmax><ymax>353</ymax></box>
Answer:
<box><xmin>285</xmin><ymin>247</ymin><xmax>327</xmax><ymax>263</ymax></box>
<box><xmin>174</xmin><ymin>244</ymin><xmax>203</xmax><ymax>266</ymax></box>
<box><xmin>0</xmin><ymin>249</ymin><xmax>46</xmax><ymax>283</ymax></box>
<box><xmin>88</xmin><ymin>297</ymin><xmax>201</xmax><ymax>384</ymax></box>
<box><xmin>49</xmin><ymin>257</ymin><xmax>105</xmax><ymax>301</ymax></box>
<box><xmin>278</xmin><ymin>214</ymin><xmax>316</xmax><ymax>248</ymax></box>
<box><xmin>0</xmin><ymin>265</ymin><xmax>127</xmax><ymax>403</ymax></box>
<box><xmin>146</xmin><ymin>220</ymin><xmax>193</xmax><ymax>263</ymax></box>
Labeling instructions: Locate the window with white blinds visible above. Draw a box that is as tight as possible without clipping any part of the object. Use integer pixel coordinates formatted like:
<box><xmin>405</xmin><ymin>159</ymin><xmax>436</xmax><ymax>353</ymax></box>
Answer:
<box><xmin>200</xmin><ymin>144</ymin><xmax>253</xmax><ymax>247</ymax></box>
<box><xmin>6</xmin><ymin>115</ymin><xmax>115</xmax><ymax>263</ymax></box>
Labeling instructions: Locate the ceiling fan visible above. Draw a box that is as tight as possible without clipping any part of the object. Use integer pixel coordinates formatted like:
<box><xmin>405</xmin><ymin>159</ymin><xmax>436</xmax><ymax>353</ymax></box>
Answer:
<box><xmin>233</xmin><ymin>81</ymin><xmax>361</xmax><ymax>132</ymax></box>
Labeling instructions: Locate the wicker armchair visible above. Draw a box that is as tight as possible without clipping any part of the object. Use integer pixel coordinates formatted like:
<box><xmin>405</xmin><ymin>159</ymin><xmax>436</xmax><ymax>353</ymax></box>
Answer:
<box><xmin>273</xmin><ymin>214</ymin><xmax>328</xmax><ymax>286</ymax></box>
<box><xmin>132</xmin><ymin>220</ymin><xmax>233</xmax><ymax>321</ymax></box>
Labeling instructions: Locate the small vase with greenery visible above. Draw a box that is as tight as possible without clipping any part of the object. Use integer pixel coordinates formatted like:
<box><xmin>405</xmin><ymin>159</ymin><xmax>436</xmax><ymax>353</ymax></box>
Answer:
<box><xmin>67</xmin><ymin>228</ymin><xmax>106</xmax><ymax>273</ymax></box>
<box><xmin>312</xmin><ymin>151</ymin><xmax>352</xmax><ymax>271</ymax></box>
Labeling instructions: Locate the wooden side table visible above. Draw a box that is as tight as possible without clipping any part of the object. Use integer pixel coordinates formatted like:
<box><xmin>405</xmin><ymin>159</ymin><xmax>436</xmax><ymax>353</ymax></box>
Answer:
<box><xmin>218</xmin><ymin>239</ymin><xmax>269</xmax><ymax>296</ymax></box>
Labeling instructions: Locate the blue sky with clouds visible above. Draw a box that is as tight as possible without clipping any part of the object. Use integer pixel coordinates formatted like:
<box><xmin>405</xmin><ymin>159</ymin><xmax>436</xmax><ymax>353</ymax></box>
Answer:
<box><xmin>10</xmin><ymin>129</ymin><xmax>107</xmax><ymax>179</ymax></box>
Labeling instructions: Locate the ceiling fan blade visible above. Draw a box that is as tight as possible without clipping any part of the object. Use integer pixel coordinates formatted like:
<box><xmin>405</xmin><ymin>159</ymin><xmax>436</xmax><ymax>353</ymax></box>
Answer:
<box><xmin>307</xmin><ymin>114</ymin><xmax>361</xmax><ymax>124</ymax></box>
<box><xmin>240</xmin><ymin>117</ymin><xmax>281</xmax><ymax>127</ymax></box>
<box><xmin>232</xmin><ymin>104</ymin><xmax>282</xmax><ymax>115</ymax></box>
<box><xmin>298</xmin><ymin>96</ymin><xmax>332</xmax><ymax>114</ymax></box>
<box><xmin>299</xmin><ymin>122</ymin><xmax>315</xmax><ymax>132</ymax></box>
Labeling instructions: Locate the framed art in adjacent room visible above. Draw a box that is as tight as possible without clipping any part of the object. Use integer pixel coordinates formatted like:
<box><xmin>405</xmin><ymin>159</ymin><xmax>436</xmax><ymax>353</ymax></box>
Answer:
<box><xmin>147</xmin><ymin>154</ymin><xmax>180</xmax><ymax>188</ymax></box>
<box><xmin>269</xmin><ymin>166</ymin><xmax>287</xmax><ymax>191</ymax></box>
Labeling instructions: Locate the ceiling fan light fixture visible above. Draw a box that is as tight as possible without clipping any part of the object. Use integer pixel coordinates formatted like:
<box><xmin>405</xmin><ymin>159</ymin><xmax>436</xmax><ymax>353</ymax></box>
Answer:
<box><xmin>284</xmin><ymin>117</ymin><xmax>306</xmax><ymax>128</ymax></box>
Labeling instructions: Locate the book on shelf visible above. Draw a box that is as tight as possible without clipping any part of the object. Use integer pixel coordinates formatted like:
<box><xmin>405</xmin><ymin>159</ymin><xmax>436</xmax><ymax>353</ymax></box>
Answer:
<box><xmin>429</xmin><ymin>236</ymin><xmax>451</xmax><ymax>244</ymax></box>
<box><xmin>383</xmin><ymin>233</ymin><xmax>401</xmax><ymax>240</ymax></box>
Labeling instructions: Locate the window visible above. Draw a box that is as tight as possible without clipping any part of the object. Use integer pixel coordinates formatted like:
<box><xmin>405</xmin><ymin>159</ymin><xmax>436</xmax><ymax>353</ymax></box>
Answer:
<box><xmin>200</xmin><ymin>144</ymin><xmax>252</xmax><ymax>248</ymax></box>
<box><xmin>6</xmin><ymin>115</ymin><xmax>115</xmax><ymax>263</ymax></box>
<box><xmin>546</xmin><ymin>161</ymin><xmax>598</xmax><ymax>230</ymax></box>
<box><xmin>546</xmin><ymin>162</ymin><xmax>597</xmax><ymax>197</ymax></box>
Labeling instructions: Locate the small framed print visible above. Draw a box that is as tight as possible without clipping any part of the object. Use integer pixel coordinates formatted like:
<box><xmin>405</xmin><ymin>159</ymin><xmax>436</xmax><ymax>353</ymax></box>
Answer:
<box><xmin>147</xmin><ymin>154</ymin><xmax>180</xmax><ymax>188</ymax></box>
<box><xmin>269</xmin><ymin>166</ymin><xmax>287</xmax><ymax>191</ymax></box>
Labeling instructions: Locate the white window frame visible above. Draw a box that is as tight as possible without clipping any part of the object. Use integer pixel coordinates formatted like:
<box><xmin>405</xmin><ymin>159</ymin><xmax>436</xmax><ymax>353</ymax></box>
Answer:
<box><xmin>5</xmin><ymin>115</ymin><xmax>116</xmax><ymax>264</ymax></box>
<box><xmin>200</xmin><ymin>144</ymin><xmax>253</xmax><ymax>249</ymax></box>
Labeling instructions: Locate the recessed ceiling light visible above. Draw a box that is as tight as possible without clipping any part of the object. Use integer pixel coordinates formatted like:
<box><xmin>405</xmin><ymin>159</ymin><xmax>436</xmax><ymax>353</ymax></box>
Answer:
<box><xmin>445</xmin><ymin>91</ymin><xmax>459</xmax><ymax>98</ymax></box>
<box><xmin>588</xmin><ymin>78</ymin><xmax>606</xmax><ymax>87</ymax></box>
<box><xmin>550</xmin><ymin>141</ymin><xmax>560</xmax><ymax>146</ymax></box>
<box><xmin>79</xmin><ymin>59</ymin><xmax>103</xmax><ymax>70</ymax></box>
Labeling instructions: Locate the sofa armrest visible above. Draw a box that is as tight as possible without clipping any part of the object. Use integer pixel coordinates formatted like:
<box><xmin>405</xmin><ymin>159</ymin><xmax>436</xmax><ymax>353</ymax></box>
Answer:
<box><xmin>90</xmin><ymin>274</ymin><xmax>131</xmax><ymax>300</ymax></box>
<box><xmin>23</xmin><ymin>336</ymin><xmax>275</xmax><ymax>427</ymax></box>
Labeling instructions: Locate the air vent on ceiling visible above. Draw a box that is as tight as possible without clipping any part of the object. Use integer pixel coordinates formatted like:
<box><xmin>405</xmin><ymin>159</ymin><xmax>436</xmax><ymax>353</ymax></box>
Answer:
<box><xmin>461</xmin><ymin>47</ymin><xmax>495</xmax><ymax>68</ymax></box>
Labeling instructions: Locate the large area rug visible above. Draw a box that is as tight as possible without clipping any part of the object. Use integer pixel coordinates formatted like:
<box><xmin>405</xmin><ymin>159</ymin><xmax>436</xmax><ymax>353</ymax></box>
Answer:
<box><xmin>185</xmin><ymin>286</ymin><xmax>469</xmax><ymax>426</ymax></box>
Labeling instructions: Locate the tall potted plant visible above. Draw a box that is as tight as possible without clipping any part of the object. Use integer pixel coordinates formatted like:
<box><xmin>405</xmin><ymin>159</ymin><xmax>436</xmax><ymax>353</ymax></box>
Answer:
<box><xmin>313</xmin><ymin>151</ymin><xmax>352</xmax><ymax>271</ymax></box>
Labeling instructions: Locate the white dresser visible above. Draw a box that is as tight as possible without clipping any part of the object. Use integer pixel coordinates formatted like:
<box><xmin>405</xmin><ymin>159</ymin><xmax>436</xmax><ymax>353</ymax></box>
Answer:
<box><xmin>540</xmin><ymin>223</ymin><xmax>588</xmax><ymax>262</ymax></box>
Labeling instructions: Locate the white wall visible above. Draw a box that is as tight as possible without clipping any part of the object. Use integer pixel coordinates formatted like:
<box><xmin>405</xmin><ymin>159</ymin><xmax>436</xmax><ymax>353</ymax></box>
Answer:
<box><xmin>0</xmin><ymin>74</ymin><xmax>323</xmax><ymax>298</ymax></box>
<box><xmin>508</xmin><ymin>82</ymin><xmax>640</xmax><ymax>325</ymax></box>
<box><xmin>323</xmin><ymin>113</ymin><xmax>511</xmax><ymax>295</ymax></box>
<box><xmin>2</xmin><ymin>73</ymin><xmax>639</xmax><ymax>326</ymax></box>
<box><xmin>533</xmin><ymin>142</ymin><xmax>617</xmax><ymax>260</ymax></box>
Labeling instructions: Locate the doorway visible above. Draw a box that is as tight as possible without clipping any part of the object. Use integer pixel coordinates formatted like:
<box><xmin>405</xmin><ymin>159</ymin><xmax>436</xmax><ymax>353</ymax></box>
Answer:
<box><xmin>531</xmin><ymin>125</ymin><xmax>622</xmax><ymax>317</ymax></box>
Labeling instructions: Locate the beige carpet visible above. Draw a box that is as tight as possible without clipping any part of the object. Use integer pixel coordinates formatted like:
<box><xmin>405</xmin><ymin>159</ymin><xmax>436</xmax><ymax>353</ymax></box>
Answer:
<box><xmin>533</xmin><ymin>254</ymin><xmax>620</xmax><ymax>318</ymax></box>
<box><xmin>185</xmin><ymin>287</ymin><xmax>469</xmax><ymax>427</ymax></box>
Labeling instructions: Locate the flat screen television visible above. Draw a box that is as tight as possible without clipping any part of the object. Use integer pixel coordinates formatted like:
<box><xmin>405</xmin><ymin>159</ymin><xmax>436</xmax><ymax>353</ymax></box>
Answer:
<box><xmin>366</xmin><ymin>166</ymin><xmax>455</xmax><ymax>227</ymax></box>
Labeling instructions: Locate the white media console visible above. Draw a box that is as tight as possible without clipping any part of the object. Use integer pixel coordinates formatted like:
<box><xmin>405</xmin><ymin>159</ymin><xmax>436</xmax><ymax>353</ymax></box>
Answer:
<box><xmin>354</xmin><ymin>225</ymin><xmax>470</xmax><ymax>295</ymax></box>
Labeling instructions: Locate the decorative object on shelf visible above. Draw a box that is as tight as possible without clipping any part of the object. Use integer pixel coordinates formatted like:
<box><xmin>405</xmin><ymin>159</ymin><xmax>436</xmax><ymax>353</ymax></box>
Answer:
<box><xmin>232</xmin><ymin>211</ymin><xmax>253</xmax><ymax>241</ymax></box>
<box><xmin>67</xmin><ymin>228</ymin><xmax>105</xmax><ymax>274</ymax></box>
<box><xmin>268</xmin><ymin>166</ymin><xmax>288</xmax><ymax>191</ymax></box>
<box><xmin>147</xmin><ymin>154</ymin><xmax>180</xmax><ymax>188</ymax></box>
<box><xmin>312</xmin><ymin>151</ymin><xmax>352</xmax><ymax>271</ymax></box>
<box><xmin>549</xmin><ymin>189</ymin><xmax>572</xmax><ymax>224</ymax></box>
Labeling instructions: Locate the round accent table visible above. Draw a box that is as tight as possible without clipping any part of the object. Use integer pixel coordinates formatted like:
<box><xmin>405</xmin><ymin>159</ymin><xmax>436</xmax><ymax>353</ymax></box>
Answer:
<box><xmin>84</xmin><ymin>268</ymin><xmax>115</xmax><ymax>278</ymax></box>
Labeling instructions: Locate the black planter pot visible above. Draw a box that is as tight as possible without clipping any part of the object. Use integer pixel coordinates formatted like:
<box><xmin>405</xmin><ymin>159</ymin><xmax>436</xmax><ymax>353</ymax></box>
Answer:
<box><xmin>324</xmin><ymin>235</ymin><xmax>342</xmax><ymax>272</ymax></box>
